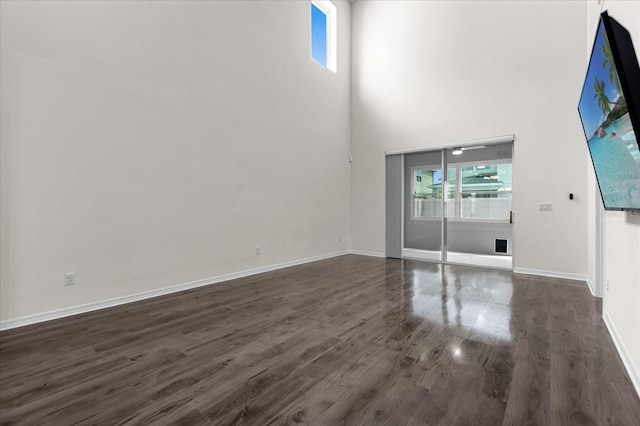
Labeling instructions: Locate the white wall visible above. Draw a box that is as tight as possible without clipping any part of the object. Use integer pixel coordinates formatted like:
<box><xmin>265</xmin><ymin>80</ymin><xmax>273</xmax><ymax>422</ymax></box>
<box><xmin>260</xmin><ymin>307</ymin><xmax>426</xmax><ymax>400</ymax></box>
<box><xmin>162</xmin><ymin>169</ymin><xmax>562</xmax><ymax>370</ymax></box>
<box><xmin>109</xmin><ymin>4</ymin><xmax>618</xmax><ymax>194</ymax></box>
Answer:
<box><xmin>351</xmin><ymin>0</ymin><xmax>589</xmax><ymax>277</ymax></box>
<box><xmin>0</xmin><ymin>0</ymin><xmax>351</xmax><ymax>322</ymax></box>
<box><xmin>587</xmin><ymin>0</ymin><xmax>640</xmax><ymax>396</ymax></box>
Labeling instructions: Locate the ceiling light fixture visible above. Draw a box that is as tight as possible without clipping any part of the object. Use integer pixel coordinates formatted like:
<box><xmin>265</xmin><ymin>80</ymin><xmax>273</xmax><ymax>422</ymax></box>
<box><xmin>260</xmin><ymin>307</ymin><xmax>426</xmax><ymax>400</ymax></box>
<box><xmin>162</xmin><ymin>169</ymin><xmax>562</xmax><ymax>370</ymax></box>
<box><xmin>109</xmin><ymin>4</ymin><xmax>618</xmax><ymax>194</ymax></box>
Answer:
<box><xmin>452</xmin><ymin>145</ymin><xmax>487</xmax><ymax>156</ymax></box>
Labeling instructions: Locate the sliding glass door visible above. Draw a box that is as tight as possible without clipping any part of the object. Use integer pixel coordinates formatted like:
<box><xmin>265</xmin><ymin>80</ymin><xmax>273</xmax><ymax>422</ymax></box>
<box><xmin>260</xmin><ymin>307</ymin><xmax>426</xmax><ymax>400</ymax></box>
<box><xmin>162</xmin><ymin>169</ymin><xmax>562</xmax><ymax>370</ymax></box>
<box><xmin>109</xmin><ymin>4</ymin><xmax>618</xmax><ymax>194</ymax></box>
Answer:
<box><xmin>399</xmin><ymin>142</ymin><xmax>514</xmax><ymax>269</ymax></box>
<box><xmin>446</xmin><ymin>148</ymin><xmax>513</xmax><ymax>269</ymax></box>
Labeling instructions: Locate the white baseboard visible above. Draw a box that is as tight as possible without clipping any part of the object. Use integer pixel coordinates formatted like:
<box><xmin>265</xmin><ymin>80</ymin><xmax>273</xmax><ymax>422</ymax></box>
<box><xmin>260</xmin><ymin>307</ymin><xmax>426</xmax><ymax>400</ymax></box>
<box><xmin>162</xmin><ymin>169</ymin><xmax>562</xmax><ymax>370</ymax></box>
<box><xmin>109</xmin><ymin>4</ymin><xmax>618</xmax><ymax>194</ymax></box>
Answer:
<box><xmin>350</xmin><ymin>250</ymin><xmax>386</xmax><ymax>258</ymax></box>
<box><xmin>603</xmin><ymin>310</ymin><xmax>640</xmax><ymax>400</ymax></box>
<box><xmin>585</xmin><ymin>276</ymin><xmax>597</xmax><ymax>297</ymax></box>
<box><xmin>0</xmin><ymin>250</ymin><xmax>350</xmax><ymax>331</ymax></box>
<box><xmin>513</xmin><ymin>267</ymin><xmax>589</xmax><ymax>283</ymax></box>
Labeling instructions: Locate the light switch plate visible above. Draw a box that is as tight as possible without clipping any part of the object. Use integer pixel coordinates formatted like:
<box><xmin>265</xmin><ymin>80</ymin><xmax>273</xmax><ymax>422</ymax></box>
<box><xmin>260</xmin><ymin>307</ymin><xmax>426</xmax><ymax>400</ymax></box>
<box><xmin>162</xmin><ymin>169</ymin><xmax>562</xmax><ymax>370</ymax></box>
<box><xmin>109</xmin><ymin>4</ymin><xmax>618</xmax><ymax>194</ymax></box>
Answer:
<box><xmin>539</xmin><ymin>203</ymin><xmax>552</xmax><ymax>211</ymax></box>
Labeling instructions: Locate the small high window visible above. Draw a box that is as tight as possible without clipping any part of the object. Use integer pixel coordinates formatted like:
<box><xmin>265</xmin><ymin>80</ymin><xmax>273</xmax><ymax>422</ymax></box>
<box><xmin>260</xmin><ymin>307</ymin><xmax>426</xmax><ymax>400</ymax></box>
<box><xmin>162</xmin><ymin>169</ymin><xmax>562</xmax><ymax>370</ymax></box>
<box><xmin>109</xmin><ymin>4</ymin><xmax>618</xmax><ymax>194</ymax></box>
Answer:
<box><xmin>310</xmin><ymin>0</ymin><xmax>337</xmax><ymax>72</ymax></box>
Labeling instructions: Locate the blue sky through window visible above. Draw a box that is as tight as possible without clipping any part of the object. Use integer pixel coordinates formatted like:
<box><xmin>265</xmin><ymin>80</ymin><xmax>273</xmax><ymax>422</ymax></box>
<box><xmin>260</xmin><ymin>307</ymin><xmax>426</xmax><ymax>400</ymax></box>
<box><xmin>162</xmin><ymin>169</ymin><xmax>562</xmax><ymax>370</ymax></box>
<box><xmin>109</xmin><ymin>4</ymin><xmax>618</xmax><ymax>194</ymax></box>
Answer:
<box><xmin>311</xmin><ymin>4</ymin><xmax>327</xmax><ymax>67</ymax></box>
<box><xmin>433</xmin><ymin>170</ymin><xmax>443</xmax><ymax>184</ymax></box>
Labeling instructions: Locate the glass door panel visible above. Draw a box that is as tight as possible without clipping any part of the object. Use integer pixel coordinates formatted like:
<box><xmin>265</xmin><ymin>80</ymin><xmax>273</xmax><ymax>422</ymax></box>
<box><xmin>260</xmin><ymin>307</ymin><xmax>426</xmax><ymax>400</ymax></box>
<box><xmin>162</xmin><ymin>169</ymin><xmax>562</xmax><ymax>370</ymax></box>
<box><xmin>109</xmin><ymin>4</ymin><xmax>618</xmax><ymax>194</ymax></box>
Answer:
<box><xmin>404</xmin><ymin>151</ymin><xmax>443</xmax><ymax>261</ymax></box>
<box><xmin>445</xmin><ymin>143</ymin><xmax>513</xmax><ymax>269</ymax></box>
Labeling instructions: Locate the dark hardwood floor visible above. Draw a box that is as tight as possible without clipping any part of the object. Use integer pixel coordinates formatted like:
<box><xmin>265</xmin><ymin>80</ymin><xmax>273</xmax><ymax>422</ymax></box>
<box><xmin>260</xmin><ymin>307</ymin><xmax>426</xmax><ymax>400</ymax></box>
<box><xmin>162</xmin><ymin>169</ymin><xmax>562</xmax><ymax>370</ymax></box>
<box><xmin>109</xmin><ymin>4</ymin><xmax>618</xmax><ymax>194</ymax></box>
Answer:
<box><xmin>1</xmin><ymin>254</ymin><xmax>639</xmax><ymax>425</ymax></box>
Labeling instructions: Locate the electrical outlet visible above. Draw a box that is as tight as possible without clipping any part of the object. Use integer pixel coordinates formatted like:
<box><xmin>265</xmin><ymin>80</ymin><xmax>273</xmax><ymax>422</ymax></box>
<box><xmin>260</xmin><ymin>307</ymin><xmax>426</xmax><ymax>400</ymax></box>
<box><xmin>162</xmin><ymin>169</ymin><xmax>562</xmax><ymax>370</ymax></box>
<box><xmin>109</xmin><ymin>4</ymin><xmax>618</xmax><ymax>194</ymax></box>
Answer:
<box><xmin>255</xmin><ymin>247</ymin><xmax>260</xmax><ymax>255</ymax></box>
<box><xmin>606</xmin><ymin>280</ymin><xmax>609</xmax><ymax>291</ymax></box>
<box><xmin>538</xmin><ymin>203</ymin><xmax>553</xmax><ymax>211</ymax></box>
<box><xmin>65</xmin><ymin>272</ymin><xmax>75</xmax><ymax>286</ymax></box>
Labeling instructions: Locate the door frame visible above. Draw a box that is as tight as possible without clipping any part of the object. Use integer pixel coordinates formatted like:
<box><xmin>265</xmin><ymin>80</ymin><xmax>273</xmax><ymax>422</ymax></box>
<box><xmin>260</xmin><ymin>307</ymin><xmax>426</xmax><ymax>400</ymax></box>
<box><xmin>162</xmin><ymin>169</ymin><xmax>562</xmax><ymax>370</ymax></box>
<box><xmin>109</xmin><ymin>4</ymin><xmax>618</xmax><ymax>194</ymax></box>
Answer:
<box><xmin>385</xmin><ymin>134</ymin><xmax>516</xmax><ymax>269</ymax></box>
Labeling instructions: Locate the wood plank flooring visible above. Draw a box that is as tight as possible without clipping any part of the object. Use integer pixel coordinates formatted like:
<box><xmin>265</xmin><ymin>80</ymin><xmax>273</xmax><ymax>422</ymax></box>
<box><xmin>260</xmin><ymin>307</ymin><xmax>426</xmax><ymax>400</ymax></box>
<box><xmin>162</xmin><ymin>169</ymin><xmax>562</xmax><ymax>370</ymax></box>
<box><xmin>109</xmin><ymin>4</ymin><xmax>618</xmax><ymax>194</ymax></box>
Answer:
<box><xmin>1</xmin><ymin>254</ymin><xmax>639</xmax><ymax>425</ymax></box>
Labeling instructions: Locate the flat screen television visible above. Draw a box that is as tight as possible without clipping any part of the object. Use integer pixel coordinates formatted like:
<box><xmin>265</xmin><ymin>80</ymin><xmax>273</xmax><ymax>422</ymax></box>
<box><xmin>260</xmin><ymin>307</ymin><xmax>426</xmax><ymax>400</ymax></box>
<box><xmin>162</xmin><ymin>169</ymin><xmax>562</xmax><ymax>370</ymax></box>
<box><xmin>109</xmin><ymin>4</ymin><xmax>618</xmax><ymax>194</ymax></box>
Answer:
<box><xmin>578</xmin><ymin>11</ymin><xmax>640</xmax><ymax>211</ymax></box>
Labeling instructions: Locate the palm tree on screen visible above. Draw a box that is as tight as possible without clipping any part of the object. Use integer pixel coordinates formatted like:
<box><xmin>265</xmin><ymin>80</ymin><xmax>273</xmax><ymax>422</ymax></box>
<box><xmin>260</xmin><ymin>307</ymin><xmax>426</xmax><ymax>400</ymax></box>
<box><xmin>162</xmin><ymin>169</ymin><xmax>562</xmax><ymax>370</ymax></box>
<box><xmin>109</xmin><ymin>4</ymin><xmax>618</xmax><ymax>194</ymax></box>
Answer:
<box><xmin>593</xmin><ymin>76</ymin><xmax>612</xmax><ymax>116</ymax></box>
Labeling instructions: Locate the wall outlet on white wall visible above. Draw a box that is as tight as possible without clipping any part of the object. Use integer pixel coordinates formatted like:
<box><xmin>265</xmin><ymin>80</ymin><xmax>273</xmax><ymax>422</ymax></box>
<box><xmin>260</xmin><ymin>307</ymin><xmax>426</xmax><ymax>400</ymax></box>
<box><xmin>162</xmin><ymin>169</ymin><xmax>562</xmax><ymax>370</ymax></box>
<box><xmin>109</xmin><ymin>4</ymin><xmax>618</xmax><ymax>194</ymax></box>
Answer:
<box><xmin>65</xmin><ymin>272</ymin><xmax>75</xmax><ymax>286</ymax></box>
<box><xmin>255</xmin><ymin>247</ymin><xmax>260</xmax><ymax>255</ymax></box>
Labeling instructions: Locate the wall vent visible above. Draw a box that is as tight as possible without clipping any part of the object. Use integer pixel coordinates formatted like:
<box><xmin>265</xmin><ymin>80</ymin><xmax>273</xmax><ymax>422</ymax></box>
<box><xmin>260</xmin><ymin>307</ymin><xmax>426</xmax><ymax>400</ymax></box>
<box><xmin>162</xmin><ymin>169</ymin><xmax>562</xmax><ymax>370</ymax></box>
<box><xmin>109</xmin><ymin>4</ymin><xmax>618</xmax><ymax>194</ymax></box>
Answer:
<box><xmin>495</xmin><ymin>238</ymin><xmax>509</xmax><ymax>254</ymax></box>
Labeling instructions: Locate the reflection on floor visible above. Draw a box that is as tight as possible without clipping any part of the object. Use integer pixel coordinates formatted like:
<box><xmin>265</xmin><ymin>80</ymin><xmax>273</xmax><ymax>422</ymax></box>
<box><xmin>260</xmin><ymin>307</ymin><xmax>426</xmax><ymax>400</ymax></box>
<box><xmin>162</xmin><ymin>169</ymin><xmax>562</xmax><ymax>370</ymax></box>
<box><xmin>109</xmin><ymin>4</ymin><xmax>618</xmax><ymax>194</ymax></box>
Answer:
<box><xmin>409</xmin><ymin>264</ymin><xmax>514</xmax><ymax>342</ymax></box>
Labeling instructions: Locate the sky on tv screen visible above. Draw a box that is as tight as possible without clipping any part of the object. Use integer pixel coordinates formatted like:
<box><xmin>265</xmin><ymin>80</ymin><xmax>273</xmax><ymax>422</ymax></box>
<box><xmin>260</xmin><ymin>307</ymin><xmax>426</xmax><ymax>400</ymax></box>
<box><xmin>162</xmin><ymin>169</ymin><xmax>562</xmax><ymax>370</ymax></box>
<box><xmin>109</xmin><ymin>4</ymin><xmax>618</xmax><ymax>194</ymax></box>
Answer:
<box><xmin>579</xmin><ymin>21</ymin><xmax>620</xmax><ymax>139</ymax></box>
<box><xmin>579</xmin><ymin>19</ymin><xmax>640</xmax><ymax>209</ymax></box>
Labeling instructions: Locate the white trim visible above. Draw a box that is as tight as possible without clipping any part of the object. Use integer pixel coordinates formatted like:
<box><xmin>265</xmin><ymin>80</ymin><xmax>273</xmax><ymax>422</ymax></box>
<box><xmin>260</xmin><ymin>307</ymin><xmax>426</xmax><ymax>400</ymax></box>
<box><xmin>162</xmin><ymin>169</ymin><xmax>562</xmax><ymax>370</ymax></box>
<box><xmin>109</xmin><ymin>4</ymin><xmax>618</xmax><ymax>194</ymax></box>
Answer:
<box><xmin>0</xmin><ymin>250</ymin><xmax>349</xmax><ymax>331</ymax></box>
<box><xmin>585</xmin><ymin>276</ymin><xmax>598</xmax><ymax>297</ymax></box>
<box><xmin>401</xmin><ymin>154</ymin><xmax>405</xmax><ymax>252</ymax></box>
<box><xmin>513</xmin><ymin>267</ymin><xmax>589</xmax><ymax>283</ymax></box>
<box><xmin>511</xmin><ymin>141</ymin><xmax>517</xmax><ymax>268</ymax></box>
<box><xmin>595</xmin><ymin>191</ymin><xmax>604</xmax><ymax>297</ymax></box>
<box><xmin>350</xmin><ymin>250</ymin><xmax>386</xmax><ymax>258</ymax></box>
<box><xmin>603</xmin><ymin>310</ymin><xmax>640</xmax><ymax>400</ymax></box>
<box><xmin>385</xmin><ymin>134</ymin><xmax>515</xmax><ymax>156</ymax></box>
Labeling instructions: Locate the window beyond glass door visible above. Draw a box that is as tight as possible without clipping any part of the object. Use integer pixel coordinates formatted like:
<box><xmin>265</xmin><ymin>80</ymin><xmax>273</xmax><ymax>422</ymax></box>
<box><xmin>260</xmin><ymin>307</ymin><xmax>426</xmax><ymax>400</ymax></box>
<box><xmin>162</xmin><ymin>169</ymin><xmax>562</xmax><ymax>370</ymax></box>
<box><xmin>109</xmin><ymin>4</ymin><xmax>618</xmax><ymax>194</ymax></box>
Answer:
<box><xmin>459</xmin><ymin>163</ymin><xmax>512</xmax><ymax>221</ymax></box>
<box><xmin>412</xmin><ymin>168</ymin><xmax>443</xmax><ymax>218</ymax></box>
